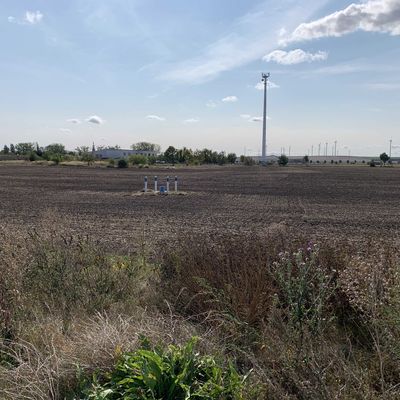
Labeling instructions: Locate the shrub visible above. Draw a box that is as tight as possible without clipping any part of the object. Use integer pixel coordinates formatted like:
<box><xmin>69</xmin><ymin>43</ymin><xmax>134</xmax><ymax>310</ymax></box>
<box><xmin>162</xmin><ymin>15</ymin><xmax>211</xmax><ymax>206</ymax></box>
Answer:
<box><xmin>117</xmin><ymin>159</ymin><xmax>128</xmax><ymax>168</ymax></box>
<box><xmin>272</xmin><ymin>245</ymin><xmax>336</xmax><ymax>334</ymax></box>
<box><xmin>108</xmin><ymin>159</ymin><xmax>115</xmax><ymax>166</ymax></box>
<box><xmin>80</xmin><ymin>337</ymin><xmax>250</xmax><ymax>400</ymax></box>
<box><xmin>129</xmin><ymin>154</ymin><xmax>148</xmax><ymax>165</ymax></box>
<box><xmin>28</xmin><ymin>152</ymin><xmax>37</xmax><ymax>162</ymax></box>
<box><xmin>278</xmin><ymin>155</ymin><xmax>289</xmax><ymax>166</ymax></box>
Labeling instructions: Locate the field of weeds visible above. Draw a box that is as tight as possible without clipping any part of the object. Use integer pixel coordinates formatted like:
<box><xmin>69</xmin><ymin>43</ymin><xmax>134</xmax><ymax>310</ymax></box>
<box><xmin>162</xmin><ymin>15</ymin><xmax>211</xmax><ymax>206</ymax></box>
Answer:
<box><xmin>1</xmin><ymin>164</ymin><xmax>400</xmax><ymax>399</ymax></box>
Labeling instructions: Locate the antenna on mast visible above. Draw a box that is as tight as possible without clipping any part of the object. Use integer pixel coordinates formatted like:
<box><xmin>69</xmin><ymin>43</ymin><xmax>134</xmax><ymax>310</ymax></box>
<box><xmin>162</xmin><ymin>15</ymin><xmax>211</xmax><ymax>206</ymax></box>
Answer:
<box><xmin>261</xmin><ymin>72</ymin><xmax>270</xmax><ymax>161</ymax></box>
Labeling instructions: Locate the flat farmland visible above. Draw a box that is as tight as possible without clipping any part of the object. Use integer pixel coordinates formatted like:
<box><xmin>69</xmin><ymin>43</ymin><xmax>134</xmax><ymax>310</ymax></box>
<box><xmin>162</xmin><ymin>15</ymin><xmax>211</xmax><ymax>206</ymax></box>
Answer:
<box><xmin>1</xmin><ymin>164</ymin><xmax>399</xmax><ymax>247</ymax></box>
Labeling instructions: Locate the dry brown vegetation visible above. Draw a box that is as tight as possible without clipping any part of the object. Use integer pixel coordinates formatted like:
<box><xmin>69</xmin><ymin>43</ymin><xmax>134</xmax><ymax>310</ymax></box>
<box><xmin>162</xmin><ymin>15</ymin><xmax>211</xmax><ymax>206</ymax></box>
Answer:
<box><xmin>1</xmin><ymin>164</ymin><xmax>400</xmax><ymax>399</ymax></box>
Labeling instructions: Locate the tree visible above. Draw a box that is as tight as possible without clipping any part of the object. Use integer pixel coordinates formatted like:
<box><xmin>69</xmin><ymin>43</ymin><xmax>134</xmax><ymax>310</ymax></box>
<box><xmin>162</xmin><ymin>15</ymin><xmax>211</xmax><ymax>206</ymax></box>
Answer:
<box><xmin>15</xmin><ymin>143</ymin><xmax>35</xmax><ymax>155</ymax></box>
<box><xmin>75</xmin><ymin>146</ymin><xmax>90</xmax><ymax>156</ymax></box>
<box><xmin>164</xmin><ymin>146</ymin><xmax>177</xmax><ymax>164</ymax></box>
<box><xmin>45</xmin><ymin>143</ymin><xmax>66</xmax><ymax>155</ymax></box>
<box><xmin>303</xmin><ymin>155</ymin><xmax>309</xmax><ymax>164</ymax></box>
<box><xmin>9</xmin><ymin>144</ymin><xmax>15</xmax><ymax>154</ymax></box>
<box><xmin>131</xmin><ymin>142</ymin><xmax>161</xmax><ymax>154</ymax></box>
<box><xmin>278</xmin><ymin>154</ymin><xmax>289</xmax><ymax>166</ymax></box>
<box><xmin>227</xmin><ymin>153</ymin><xmax>237</xmax><ymax>164</ymax></box>
<box><xmin>380</xmin><ymin>152</ymin><xmax>390</xmax><ymax>165</ymax></box>
<box><xmin>3</xmin><ymin>145</ymin><xmax>9</xmax><ymax>154</ymax></box>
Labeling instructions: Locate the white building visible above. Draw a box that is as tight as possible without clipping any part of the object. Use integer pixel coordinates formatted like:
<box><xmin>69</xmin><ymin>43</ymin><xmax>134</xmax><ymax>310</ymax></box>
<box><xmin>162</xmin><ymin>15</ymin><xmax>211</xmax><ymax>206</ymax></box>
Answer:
<box><xmin>93</xmin><ymin>148</ymin><xmax>157</xmax><ymax>159</ymax></box>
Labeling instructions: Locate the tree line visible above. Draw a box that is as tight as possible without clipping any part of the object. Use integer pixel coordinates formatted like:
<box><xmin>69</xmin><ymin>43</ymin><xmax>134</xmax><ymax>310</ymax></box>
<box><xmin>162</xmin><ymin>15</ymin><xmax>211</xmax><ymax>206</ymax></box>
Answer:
<box><xmin>0</xmin><ymin>142</ymin><xmax>239</xmax><ymax>166</ymax></box>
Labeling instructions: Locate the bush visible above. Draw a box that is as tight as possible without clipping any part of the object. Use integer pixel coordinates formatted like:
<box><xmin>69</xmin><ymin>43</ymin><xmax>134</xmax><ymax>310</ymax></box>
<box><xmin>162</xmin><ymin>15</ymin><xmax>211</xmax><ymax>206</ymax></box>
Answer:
<box><xmin>108</xmin><ymin>159</ymin><xmax>115</xmax><ymax>166</ymax></box>
<box><xmin>278</xmin><ymin>155</ymin><xmax>289</xmax><ymax>166</ymax></box>
<box><xmin>117</xmin><ymin>159</ymin><xmax>128</xmax><ymax>168</ymax></box>
<box><xmin>81</xmin><ymin>337</ymin><xmax>250</xmax><ymax>400</ymax></box>
<box><xmin>129</xmin><ymin>154</ymin><xmax>148</xmax><ymax>165</ymax></box>
<box><xmin>28</xmin><ymin>152</ymin><xmax>37</xmax><ymax>162</ymax></box>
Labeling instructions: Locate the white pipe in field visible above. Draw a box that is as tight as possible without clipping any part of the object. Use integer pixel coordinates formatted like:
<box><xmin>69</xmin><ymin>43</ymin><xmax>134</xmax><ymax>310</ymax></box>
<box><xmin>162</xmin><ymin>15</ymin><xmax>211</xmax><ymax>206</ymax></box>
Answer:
<box><xmin>166</xmin><ymin>176</ymin><xmax>170</xmax><ymax>192</ymax></box>
<box><xmin>174</xmin><ymin>176</ymin><xmax>178</xmax><ymax>192</ymax></box>
<box><xmin>154</xmin><ymin>176</ymin><xmax>158</xmax><ymax>192</ymax></box>
<box><xmin>144</xmin><ymin>176</ymin><xmax>148</xmax><ymax>192</ymax></box>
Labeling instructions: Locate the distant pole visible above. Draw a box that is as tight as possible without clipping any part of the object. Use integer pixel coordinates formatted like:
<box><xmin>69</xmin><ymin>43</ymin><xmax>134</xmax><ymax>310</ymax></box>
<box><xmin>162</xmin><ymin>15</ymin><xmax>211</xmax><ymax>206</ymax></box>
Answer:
<box><xmin>390</xmin><ymin>139</ymin><xmax>392</xmax><ymax>158</ymax></box>
<box><xmin>311</xmin><ymin>145</ymin><xmax>314</xmax><ymax>157</ymax></box>
<box><xmin>334</xmin><ymin>140</ymin><xmax>337</xmax><ymax>157</ymax></box>
<box><xmin>325</xmin><ymin>142</ymin><xmax>328</xmax><ymax>157</ymax></box>
<box><xmin>174</xmin><ymin>176</ymin><xmax>178</xmax><ymax>192</ymax></box>
<box><xmin>154</xmin><ymin>176</ymin><xmax>158</xmax><ymax>192</ymax></box>
<box><xmin>261</xmin><ymin>72</ymin><xmax>270</xmax><ymax>161</ymax></box>
<box><xmin>144</xmin><ymin>176</ymin><xmax>148</xmax><ymax>192</ymax></box>
<box><xmin>289</xmin><ymin>146</ymin><xmax>291</xmax><ymax>157</ymax></box>
<box><xmin>318</xmin><ymin>143</ymin><xmax>321</xmax><ymax>157</ymax></box>
<box><xmin>166</xmin><ymin>176</ymin><xmax>170</xmax><ymax>192</ymax></box>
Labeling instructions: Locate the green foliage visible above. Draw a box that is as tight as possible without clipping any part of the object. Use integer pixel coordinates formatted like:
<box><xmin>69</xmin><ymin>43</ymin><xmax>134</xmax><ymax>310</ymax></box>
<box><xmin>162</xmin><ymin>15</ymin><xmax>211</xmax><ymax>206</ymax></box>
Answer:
<box><xmin>272</xmin><ymin>245</ymin><xmax>335</xmax><ymax>334</ymax></box>
<box><xmin>45</xmin><ymin>143</ymin><xmax>66</xmax><ymax>156</ymax></box>
<box><xmin>3</xmin><ymin>145</ymin><xmax>10</xmax><ymax>154</ymax></box>
<box><xmin>131</xmin><ymin>142</ymin><xmax>161</xmax><ymax>153</ymax></box>
<box><xmin>117</xmin><ymin>159</ymin><xmax>128</xmax><ymax>168</ymax></box>
<box><xmin>129</xmin><ymin>154</ymin><xmax>148</xmax><ymax>165</ymax></box>
<box><xmin>227</xmin><ymin>153</ymin><xmax>237</xmax><ymax>164</ymax></box>
<box><xmin>15</xmin><ymin>142</ymin><xmax>35</xmax><ymax>155</ymax></box>
<box><xmin>369</xmin><ymin>160</ymin><xmax>376</xmax><ymax>167</ymax></box>
<box><xmin>278</xmin><ymin>154</ymin><xmax>289</xmax><ymax>166</ymax></box>
<box><xmin>9</xmin><ymin>144</ymin><xmax>15</xmax><ymax>154</ymax></box>
<box><xmin>81</xmin><ymin>337</ymin><xmax>249</xmax><ymax>400</ymax></box>
<box><xmin>28</xmin><ymin>152</ymin><xmax>38</xmax><ymax>162</ymax></box>
<box><xmin>108</xmin><ymin>159</ymin><xmax>115</xmax><ymax>166</ymax></box>
<box><xmin>240</xmin><ymin>156</ymin><xmax>255</xmax><ymax>166</ymax></box>
<box><xmin>164</xmin><ymin>146</ymin><xmax>177</xmax><ymax>164</ymax></box>
<box><xmin>380</xmin><ymin>152</ymin><xmax>390</xmax><ymax>165</ymax></box>
<box><xmin>303</xmin><ymin>155</ymin><xmax>309</xmax><ymax>164</ymax></box>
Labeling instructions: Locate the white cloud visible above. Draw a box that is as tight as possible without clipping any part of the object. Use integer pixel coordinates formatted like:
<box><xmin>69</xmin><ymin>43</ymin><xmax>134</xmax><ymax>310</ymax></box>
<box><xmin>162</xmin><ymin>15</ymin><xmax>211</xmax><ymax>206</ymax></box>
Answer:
<box><xmin>86</xmin><ymin>115</ymin><xmax>104</xmax><ymax>124</ymax></box>
<box><xmin>7</xmin><ymin>16</ymin><xmax>15</xmax><ymax>23</ymax></box>
<box><xmin>206</xmin><ymin>100</ymin><xmax>217</xmax><ymax>108</ymax></box>
<box><xmin>24</xmin><ymin>10</ymin><xmax>43</xmax><ymax>25</ymax></box>
<box><xmin>183</xmin><ymin>118</ymin><xmax>200</xmax><ymax>124</ymax></box>
<box><xmin>146</xmin><ymin>115</ymin><xmax>165</xmax><ymax>121</ymax></box>
<box><xmin>283</xmin><ymin>0</ymin><xmax>400</xmax><ymax>44</ymax></box>
<box><xmin>241</xmin><ymin>115</ymin><xmax>271</xmax><ymax>122</ymax></box>
<box><xmin>59</xmin><ymin>128</ymin><xmax>71</xmax><ymax>134</ymax></box>
<box><xmin>222</xmin><ymin>96</ymin><xmax>238</xmax><ymax>103</ymax></box>
<box><xmin>263</xmin><ymin>49</ymin><xmax>328</xmax><ymax>65</ymax></box>
<box><xmin>67</xmin><ymin>118</ymin><xmax>81</xmax><ymax>124</ymax></box>
<box><xmin>255</xmin><ymin>81</ymin><xmax>280</xmax><ymax>90</ymax></box>
<box><xmin>162</xmin><ymin>0</ymin><xmax>326</xmax><ymax>83</ymax></box>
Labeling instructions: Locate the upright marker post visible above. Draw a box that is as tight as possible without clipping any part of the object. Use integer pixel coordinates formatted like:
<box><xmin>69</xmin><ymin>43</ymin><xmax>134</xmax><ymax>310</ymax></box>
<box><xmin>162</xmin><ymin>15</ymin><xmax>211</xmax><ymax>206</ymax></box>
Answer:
<box><xmin>174</xmin><ymin>176</ymin><xmax>178</xmax><ymax>192</ymax></box>
<box><xmin>144</xmin><ymin>176</ymin><xmax>148</xmax><ymax>192</ymax></box>
<box><xmin>166</xmin><ymin>176</ymin><xmax>170</xmax><ymax>192</ymax></box>
<box><xmin>154</xmin><ymin>176</ymin><xmax>158</xmax><ymax>192</ymax></box>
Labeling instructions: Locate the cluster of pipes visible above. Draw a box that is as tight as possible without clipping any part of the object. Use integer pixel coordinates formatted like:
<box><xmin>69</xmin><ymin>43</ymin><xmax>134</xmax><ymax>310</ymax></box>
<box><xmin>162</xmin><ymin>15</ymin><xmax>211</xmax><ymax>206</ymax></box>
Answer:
<box><xmin>144</xmin><ymin>176</ymin><xmax>178</xmax><ymax>193</ymax></box>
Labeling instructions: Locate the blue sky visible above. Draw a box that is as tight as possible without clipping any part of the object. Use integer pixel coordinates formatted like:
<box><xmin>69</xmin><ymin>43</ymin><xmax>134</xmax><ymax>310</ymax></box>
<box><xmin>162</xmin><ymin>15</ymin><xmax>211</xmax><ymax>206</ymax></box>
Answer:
<box><xmin>1</xmin><ymin>0</ymin><xmax>399</xmax><ymax>156</ymax></box>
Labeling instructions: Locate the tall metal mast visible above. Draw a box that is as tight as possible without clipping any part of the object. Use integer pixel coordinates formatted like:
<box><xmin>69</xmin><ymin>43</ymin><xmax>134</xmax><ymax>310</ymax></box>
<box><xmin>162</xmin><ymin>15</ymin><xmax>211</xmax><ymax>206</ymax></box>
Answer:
<box><xmin>261</xmin><ymin>73</ymin><xmax>270</xmax><ymax>160</ymax></box>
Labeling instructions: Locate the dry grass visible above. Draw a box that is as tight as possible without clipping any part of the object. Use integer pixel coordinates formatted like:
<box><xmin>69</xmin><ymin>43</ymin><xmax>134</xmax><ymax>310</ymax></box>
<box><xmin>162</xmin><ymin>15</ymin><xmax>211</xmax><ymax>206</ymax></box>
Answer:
<box><xmin>1</xmin><ymin>215</ymin><xmax>400</xmax><ymax>399</ymax></box>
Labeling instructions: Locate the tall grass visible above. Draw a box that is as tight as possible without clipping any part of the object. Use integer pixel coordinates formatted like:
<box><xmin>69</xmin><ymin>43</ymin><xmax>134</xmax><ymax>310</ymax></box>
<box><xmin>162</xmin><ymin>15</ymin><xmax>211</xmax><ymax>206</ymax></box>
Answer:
<box><xmin>1</xmin><ymin>220</ymin><xmax>400</xmax><ymax>399</ymax></box>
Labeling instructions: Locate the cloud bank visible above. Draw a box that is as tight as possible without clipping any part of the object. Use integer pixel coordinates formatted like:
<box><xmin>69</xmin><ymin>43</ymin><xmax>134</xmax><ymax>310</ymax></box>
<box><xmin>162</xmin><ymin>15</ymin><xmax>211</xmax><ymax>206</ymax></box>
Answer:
<box><xmin>283</xmin><ymin>0</ymin><xmax>400</xmax><ymax>44</ymax></box>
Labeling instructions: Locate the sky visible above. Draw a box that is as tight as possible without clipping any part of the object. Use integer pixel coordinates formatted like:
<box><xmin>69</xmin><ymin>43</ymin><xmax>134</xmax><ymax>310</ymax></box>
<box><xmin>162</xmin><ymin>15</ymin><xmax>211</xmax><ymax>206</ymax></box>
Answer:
<box><xmin>1</xmin><ymin>0</ymin><xmax>400</xmax><ymax>156</ymax></box>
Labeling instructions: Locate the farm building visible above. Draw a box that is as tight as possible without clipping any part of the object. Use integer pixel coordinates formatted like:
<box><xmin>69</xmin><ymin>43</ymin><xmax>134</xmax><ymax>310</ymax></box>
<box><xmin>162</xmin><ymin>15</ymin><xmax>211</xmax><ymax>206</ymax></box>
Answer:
<box><xmin>92</xmin><ymin>148</ymin><xmax>157</xmax><ymax>159</ymax></box>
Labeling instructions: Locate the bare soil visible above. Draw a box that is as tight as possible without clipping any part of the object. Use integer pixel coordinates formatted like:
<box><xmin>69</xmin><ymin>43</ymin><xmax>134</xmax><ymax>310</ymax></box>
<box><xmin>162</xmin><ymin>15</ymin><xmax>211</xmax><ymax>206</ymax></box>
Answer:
<box><xmin>1</xmin><ymin>163</ymin><xmax>399</xmax><ymax>248</ymax></box>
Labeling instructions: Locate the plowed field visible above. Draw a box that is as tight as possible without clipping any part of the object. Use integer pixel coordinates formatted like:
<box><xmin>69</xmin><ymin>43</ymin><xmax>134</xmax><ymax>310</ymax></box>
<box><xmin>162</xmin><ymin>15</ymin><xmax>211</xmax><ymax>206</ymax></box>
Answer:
<box><xmin>1</xmin><ymin>164</ymin><xmax>399</xmax><ymax>248</ymax></box>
